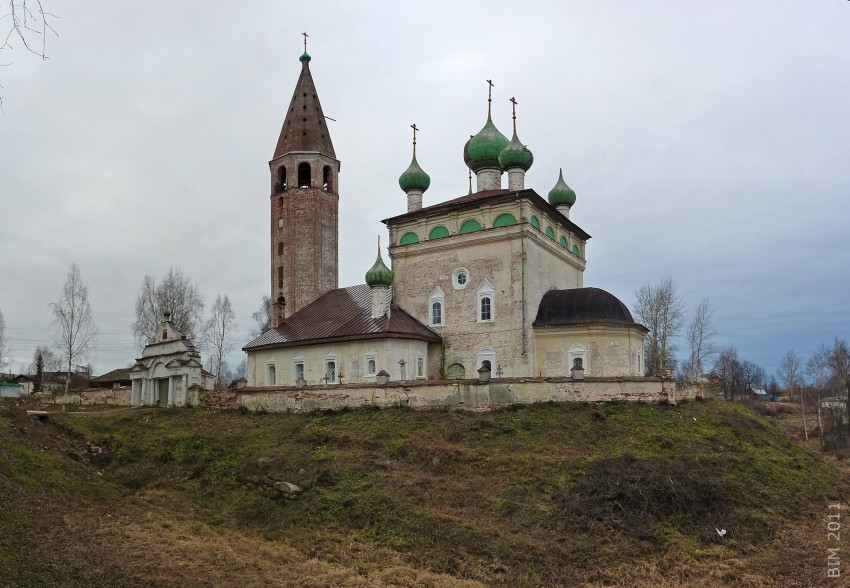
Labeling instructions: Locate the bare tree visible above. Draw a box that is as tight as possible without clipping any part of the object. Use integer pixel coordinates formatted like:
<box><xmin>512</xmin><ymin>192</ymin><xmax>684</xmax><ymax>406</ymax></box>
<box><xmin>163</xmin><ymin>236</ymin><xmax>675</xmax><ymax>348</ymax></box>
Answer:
<box><xmin>713</xmin><ymin>346</ymin><xmax>743</xmax><ymax>400</ymax></box>
<box><xmin>50</xmin><ymin>263</ymin><xmax>97</xmax><ymax>395</ymax></box>
<box><xmin>206</xmin><ymin>294</ymin><xmax>236</xmax><ymax>388</ymax></box>
<box><xmin>633</xmin><ymin>276</ymin><xmax>686</xmax><ymax>375</ymax></box>
<box><xmin>778</xmin><ymin>349</ymin><xmax>805</xmax><ymax>441</ymax></box>
<box><xmin>1</xmin><ymin>1</ymin><xmax>58</xmax><ymax>109</ymax></box>
<box><xmin>827</xmin><ymin>338</ymin><xmax>850</xmax><ymax>432</ymax></box>
<box><xmin>684</xmin><ymin>298</ymin><xmax>717</xmax><ymax>382</ymax></box>
<box><xmin>0</xmin><ymin>307</ymin><xmax>7</xmax><ymax>371</ymax></box>
<box><xmin>29</xmin><ymin>344</ymin><xmax>59</xmax><ymax>391</ymax></box>
<box><xmin>741</xmin><ymin>360</ymin><xmax>766</xmax><ymax>393</ymax></box>
<box><xmin>807</xmin><ymin>342</ymin><xmax>832</xmax><ymax>444</ymax></box>
<box><xmin>250</xmin><ymin>294</ymin><xmax>272</xmax><ymax>338</ymax></box>
<box><xmin>133</xmin><ymin>268</ymin><xmax>205</xmax><ymax>348</ymax></box>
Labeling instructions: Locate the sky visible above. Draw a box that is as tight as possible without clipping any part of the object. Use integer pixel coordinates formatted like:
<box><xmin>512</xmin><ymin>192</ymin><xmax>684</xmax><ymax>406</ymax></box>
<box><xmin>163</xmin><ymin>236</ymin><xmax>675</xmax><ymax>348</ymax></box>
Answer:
<box><xmin>1</xmin><ymin>0</ymin><xmax>849</xmax><ymax>380</ymax></box>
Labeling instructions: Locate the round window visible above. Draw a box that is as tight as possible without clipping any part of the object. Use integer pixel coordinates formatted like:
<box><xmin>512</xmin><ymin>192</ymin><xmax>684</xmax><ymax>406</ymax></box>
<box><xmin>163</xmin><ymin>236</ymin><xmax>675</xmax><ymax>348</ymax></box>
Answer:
<box><xmin>452</xmin><ymin>267</ymin><xmax>470</xmax><ymax>290</ymax></box>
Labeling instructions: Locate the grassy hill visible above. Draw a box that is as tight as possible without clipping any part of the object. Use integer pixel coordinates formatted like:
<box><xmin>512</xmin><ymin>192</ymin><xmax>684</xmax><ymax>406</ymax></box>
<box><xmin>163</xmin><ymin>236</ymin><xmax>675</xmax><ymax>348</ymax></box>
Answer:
<box><xmin>1</xmin><ymin>398</ymin><xmax>846</xmax><ymax>587</ymax></box>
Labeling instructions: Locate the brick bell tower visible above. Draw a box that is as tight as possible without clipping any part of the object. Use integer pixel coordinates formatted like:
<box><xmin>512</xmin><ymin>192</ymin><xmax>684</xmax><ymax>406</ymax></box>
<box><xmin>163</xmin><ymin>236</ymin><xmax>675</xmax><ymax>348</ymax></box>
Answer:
<box><xmin>269</xmin><ymin>45</ymin><xmax>339</xmax><ymax>322</ymax></box>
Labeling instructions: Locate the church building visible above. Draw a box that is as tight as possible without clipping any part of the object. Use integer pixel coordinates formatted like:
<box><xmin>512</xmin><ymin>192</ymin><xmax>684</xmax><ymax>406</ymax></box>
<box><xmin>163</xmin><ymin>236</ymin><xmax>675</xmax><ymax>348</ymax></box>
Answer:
<box><xmin>244</xmin><ymin>48</ymin><xmax>647</xmax><ymax>387</ymax></box>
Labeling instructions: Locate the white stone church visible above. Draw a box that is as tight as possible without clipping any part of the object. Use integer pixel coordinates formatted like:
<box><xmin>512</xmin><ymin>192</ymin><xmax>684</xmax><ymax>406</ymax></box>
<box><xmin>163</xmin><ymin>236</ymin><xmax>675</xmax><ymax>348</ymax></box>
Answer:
<box><xmin>243</xmin><ymin>49</ymin><xmax>647</xmax><ymax>387</ymax></box>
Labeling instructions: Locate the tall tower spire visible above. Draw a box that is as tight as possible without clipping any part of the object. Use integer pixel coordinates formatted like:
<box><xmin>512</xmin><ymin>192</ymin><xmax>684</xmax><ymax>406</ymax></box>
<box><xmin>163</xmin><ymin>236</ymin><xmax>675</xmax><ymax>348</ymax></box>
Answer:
<box><xmin>269</xmin><ymin>41</ymin><xmax>340</xmax><ymax>324</ymax></box>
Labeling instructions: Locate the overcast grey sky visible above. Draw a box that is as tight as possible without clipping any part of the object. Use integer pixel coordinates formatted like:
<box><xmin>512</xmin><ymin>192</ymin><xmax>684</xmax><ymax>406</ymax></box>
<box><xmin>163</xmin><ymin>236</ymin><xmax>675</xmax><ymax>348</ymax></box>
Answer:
<box><xmin>2</xmin><ymin>0</ymin><xmax>848</xmax><ymax>379</ymax></box>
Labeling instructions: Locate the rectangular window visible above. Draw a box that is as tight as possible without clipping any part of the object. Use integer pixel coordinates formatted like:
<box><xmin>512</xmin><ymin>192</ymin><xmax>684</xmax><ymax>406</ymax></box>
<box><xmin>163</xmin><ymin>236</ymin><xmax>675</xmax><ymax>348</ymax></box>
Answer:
<box><xmin>277</xmin><ymin>266</ymin><xmax>283</xmax><ymax>289</ymax></box>
<box><xmin>294</xmin><ymin>361</ymin><xmax>305</xmax><ymax>381</ymax></box>
<box><xmin>278</xmin><ymin>242</ymin><xmax>284</xmax><ymax>256</ymax></box>
<box><xmin>325</xmin><ymin>361</ymin><xmax>336</xmax><ymax>384</ymax></box>
<box><xmin>480</xmin><ymin>297</ymin><xmax>492</xmax><ymax>321</ymax></box>
<box><xmin>266</xmin><ymin>364</ymin><xmax>276</xmax><ymax>386</ymax></box>
<box><xmin>416</xmin><ymin>357</ymin><xmax>424</xmax><ymax>378</ymax></box>
<box><xmin>431</xmin><ymin>301</ymin><xmax>442</xmax><ymax>326</ymax></box>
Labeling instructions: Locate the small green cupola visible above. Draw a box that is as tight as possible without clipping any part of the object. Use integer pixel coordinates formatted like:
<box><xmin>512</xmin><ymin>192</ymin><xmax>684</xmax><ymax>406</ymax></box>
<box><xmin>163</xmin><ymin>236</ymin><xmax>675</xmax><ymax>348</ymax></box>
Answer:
<box><xmin>499</xmin><ymin>97</ymin><xmax>533</xmax><ymax>190</ymax></box>
<box><xmin>398</xmin><ymin>156</ymin><xmax>430</xmax><ymax>193</ymax></box>
<box><xmin>365</xmin><ymin>242</ymin><xmax>393</xmax><ymax>288</ymax></box>
<box><xmin>400</xmin><ymin>124</ymin><xmax>430</xmax><ymax>212</ymax></box>
<box><xmin>548</xmin><ymin>168</ymin><xmax>577</xmax><ymax>213</ymax></box>
<box><xmin>464</xmin><ymin>114</ymin><xmax>509</xmax><ymax>173</ymax></box>
<box><xmin>299</xmin><ymin>51</ymin><xmax>311</xmax><ymax>64</ymax></box>
<box><xmin>498</xmin><ymin>130</ymin><xmax>534</xmax><ymax>171</ymax></box>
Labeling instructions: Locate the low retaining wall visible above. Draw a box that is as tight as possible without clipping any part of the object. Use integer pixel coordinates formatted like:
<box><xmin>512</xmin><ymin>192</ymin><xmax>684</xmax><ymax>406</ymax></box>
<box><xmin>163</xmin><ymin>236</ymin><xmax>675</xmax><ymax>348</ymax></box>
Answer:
<box><xmin>237</xmin><ymin>376</ymin><xmax>685</xmax><ymax>413</ymax></box>
<box><xmin>38</xmin><ymin>388</ymin><xmax>132</xmax><ymax>406</ymax></box>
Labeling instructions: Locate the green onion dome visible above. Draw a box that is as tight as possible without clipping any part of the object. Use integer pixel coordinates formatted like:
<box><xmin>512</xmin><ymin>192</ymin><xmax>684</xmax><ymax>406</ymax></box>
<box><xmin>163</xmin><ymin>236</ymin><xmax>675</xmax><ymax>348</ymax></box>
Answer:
<box><xmin>365</xmin><ymin>255</ymin><xmax>393</xmax><ymax>288</ymax></box>
<box><xmin>299</xmin><ymin>52</ymin><xmax>311</xmax><ymax>63</ymax></box>
<box><xmin>398</xmin><ymin>155</ymin><xmax>431</xmax><ymax>193</ymax></box>
<box><xmin>548</xmin><ymin>168</ymin><xmax>577</xmax><ymax>208</ymax></box>
<box><xmin>463</xmin><ymin>115</ymin><xmax>509</xmax><ymax>173</ymax></box>
<box><xmin>498</xmin><ymin>130</ymin><xmax>534</xmax><ymax>171</ymax></box>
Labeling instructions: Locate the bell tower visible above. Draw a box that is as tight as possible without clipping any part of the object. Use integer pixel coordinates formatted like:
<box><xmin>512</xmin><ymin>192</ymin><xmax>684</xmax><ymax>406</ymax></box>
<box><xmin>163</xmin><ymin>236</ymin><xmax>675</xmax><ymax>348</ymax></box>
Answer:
<box><xmin>269</xmin><ymin>42</ymin><xmax>339</xmax><ymax>321</ymax></box>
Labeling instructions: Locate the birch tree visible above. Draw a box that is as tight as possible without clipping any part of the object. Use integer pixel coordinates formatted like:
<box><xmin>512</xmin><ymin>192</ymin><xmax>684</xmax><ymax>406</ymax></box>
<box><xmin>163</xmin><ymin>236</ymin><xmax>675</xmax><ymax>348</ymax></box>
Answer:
<box><xmin>807</xmin><ymin>342</ymin><xmax>831</xmax><ymax>444</ymax></box>
<box><xmin>778</xmin><ymin>349</ymin><xmax>805</xmax><ymax>441</ymax></box>
<box><xmin>132</xmin><ymin>268</ymin><xmax>205</xmax><ymax>347</ymax></box>
<box><xmin>685</xmin><ymin>298</ymin><xmax>717</xmax><ymax>381</ymax></box>
<box><xmin>0</xmin><ymin>308</ymin><xmax>7</xmax><ymax>371</ymax></box>
<box><xmin>206</xmin><ymin>294</ymin><xmax>236</xmax><ymax>388</ymax></box>
<box><xmin>50</xmin><ymin>263</ymin><xmax>97</xmax><ymax>394</ymax></box>
<box><xmin>633</xmin><ymin>276</ymin><xmax>685</xmax><ymax>375</ymax></box>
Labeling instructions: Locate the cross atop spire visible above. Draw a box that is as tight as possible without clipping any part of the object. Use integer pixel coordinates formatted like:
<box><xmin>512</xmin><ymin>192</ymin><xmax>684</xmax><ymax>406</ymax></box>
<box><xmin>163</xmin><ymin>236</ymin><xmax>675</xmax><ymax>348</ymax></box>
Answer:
<box><xmin>510</xmin><ymin>96</ymin><xmax>518</xmax><ymax>133</ymax></box>
<box><xmin>377</xmin><ymin>235</ymin><xmax>381</xmax><ymax>257</ymax></box>
<box><xmin>411</xmin><ymin>123</ymin><xmax>418</xmax><ymax>157</ymax></box>
<box><xmin>302</xmin><ymin>32</ymin><xmax>309</xmax><ymax>53</ymax></box>
<box><xmin>486</xmin><ymin>79</ymin><xmax>494</xmax><ymax>118</ymax></box>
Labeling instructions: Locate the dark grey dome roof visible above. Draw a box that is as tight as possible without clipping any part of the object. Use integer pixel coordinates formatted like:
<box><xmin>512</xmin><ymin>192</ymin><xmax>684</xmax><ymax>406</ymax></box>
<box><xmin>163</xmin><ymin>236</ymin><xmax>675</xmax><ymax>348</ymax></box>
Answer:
<box><xmin>533</xmin><ymin>287</ymin><xmax>646</xmax><ymax>329</ymax></box>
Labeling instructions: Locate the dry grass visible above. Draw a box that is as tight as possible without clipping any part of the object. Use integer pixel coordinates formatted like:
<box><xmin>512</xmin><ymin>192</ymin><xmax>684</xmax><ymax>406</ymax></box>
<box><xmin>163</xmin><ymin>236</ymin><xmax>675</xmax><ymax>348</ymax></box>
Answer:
<box><xmin>1</xmin><ymin>398</ymin><xmax>848</xmax><ymax>587</ymax></box>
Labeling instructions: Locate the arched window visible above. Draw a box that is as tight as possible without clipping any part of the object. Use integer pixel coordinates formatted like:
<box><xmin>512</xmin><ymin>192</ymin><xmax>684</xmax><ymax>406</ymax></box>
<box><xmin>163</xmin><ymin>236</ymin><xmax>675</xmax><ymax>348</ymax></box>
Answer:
<box><xmin>569</xmin><ymin>344</ymin><xmax>587</xmax><ymax>375</ymax></box>
<box><xmin>545</xmin><ymin>227</ymin><xmax>555</xmax><ymax>240</ymax></box>
<box><xmin>323</xmin><ymin>165</ymin><xmax>332</xmax><ymax>191</ymax></box>
<box><xmin>428</xmin><ymin>226</ymin><xmax>450</xmax><ymax>240</ymax></box>
<box><xmin>399</xmin><ymin>232</ymin><xmax>420</xmax><ymax>245</ymax></box>
<box><xmin>493</xmin><ymin>213</ymin><xmax>517</xmax><ymax>228</ymax></box>
<box><xmin>277</xmin><ymin>166</ymin><xmax>287</xmax><ymax>191</ymax></box>
<box><xmin>297</xmin><ymin>162</ymin><xmax>311</xmax><ymax>188</ymax></box>
<box><xmin>429</xmin><ymin>287</ymin><xmax>445</xmax><ymax>327</ymax></box>
<box><xmin>477</xmin><ymin>279</ymin><xmax>494</xmax><ymax>322</ymax></box>
<box><xmin>459</xmin><ymin>219</ymin><xmax>482</xmax><ymax>234</ymax></box>
<box><xmin>559</xmin><ymin>236</ymin><xmax>568</xmax><ymax>249</ymax></box>
<box><xmin>530</xmin><ymin>216</ymin><xmax>541</xmax><ymax>230</ymax></box>
<box><xmin>446</xmin><ymin>363</ymin><xmax>465</xmax><ymax>379</ymax></box>
<box><xmin>572</xmin><ymin>245</ymin><xmax>581</xmax><ymax>257</ymax></box>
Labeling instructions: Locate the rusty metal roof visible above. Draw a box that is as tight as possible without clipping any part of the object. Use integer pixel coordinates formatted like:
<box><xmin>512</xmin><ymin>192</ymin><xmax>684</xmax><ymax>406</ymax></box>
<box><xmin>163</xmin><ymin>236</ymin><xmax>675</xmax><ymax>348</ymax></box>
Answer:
<box><xmin>243</xmin><ymin>284</ymin><xmax>441</xmax><ymax>351</ymax></box>
<box><xmin>273</xmin><ymin>58</ymin><xmax>336</xmax><ymax>160</ymax></box>
<box><xmin>381</xmin><ymin>188</ymin><xmax>591</xmax><ymax>240</ymax></box>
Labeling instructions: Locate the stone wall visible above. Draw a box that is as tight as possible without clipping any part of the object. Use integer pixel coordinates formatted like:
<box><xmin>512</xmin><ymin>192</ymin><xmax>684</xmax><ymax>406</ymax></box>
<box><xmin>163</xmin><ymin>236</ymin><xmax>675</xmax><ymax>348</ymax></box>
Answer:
<box><xmin>39</xmin><ymin>388</ymin><xmax>132</xmax><ymax>406</ymax></box>
<box><xmin>236</xmin><ymin>376</ymin><xmax>684</xmax><ymax>413</ymax></box>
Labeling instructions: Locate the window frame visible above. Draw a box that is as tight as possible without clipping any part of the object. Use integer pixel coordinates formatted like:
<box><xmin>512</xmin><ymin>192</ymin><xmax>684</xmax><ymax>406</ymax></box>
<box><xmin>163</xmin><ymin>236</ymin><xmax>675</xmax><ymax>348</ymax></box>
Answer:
<box><xmin>476</xmin><ymin>279</ymin><xmax>495</xmax><ymax>323</ymax></box>
<box><xmin>429</xmin><ymin>287</ymin><xmax>445</xmax><ymax>327</ymax></box>
<box><xmin>452</xmin><ymin>267</ymin><xmax>470</xmax><ymax>290</ymax></box>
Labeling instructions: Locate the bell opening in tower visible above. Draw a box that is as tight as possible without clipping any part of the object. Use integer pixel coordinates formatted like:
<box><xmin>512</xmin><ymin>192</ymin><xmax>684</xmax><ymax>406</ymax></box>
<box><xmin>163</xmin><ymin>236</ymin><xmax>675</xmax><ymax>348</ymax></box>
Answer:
<box><xmin>298</xmin><ymin>162</ymin><xmax>311</xmax><ymax>188</ymax></box>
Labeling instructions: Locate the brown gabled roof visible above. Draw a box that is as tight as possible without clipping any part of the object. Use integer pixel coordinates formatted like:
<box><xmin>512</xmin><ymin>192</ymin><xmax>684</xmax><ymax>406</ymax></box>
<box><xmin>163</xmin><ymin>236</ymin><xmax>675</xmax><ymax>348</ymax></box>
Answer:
<box><xmin>273</xmin><ymin>57</ymin><xmax>336</xmax><ymax>160</ymax></box>
<box><xmin>243</xmin><ymin>284</ymin><xmax>441</xmax><ymax>351</ymax></box>
<box><xmin>91</xmin><ymin>368</ymin><xmax>132</xmax><ymax>383</ymax></box>
<box><xmin>381</xmin><ymin>188</ymin><xmax>591</xmax><ymax>240</ymax></box>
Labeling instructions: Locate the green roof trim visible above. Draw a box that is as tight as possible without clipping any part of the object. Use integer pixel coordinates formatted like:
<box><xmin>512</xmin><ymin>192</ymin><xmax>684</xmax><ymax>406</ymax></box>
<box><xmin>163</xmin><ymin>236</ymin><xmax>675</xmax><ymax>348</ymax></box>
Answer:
<box><xmin>530</xmin><ymin>215</ymin><xmax>540</xmax><ymax>230</ymax></box>
<box><xmin>492</xmin><ymin>213</ymin><xmax>517</xmax><ymax>228</ymax></box>
<box><xmin>459</xmin><ymin>219</ymin><xmax>483</xmax><ymax>234</ymax></box>
<box><xmin>572</xmin><ymin>245</ymin><xmax>581</xmax><ymax>257</ymax></box>
<box><xmin>545</xmin><ymin>227</ymin><xmax>555</xmax><ymax>240</ymax></box>
<box><xmin>399</xmin><ymin>232</ymin><xmax>420</xmax><ymax>246</ymax></box>
<box><xmin>559</xmin><ymin>236</ymin><xmax>568</xmax><ymax>249</ymax></box>
<box><xmin>428</xmin><ymin>226</ymin><xmax>450</xmax><ymax>240</ymax></box>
